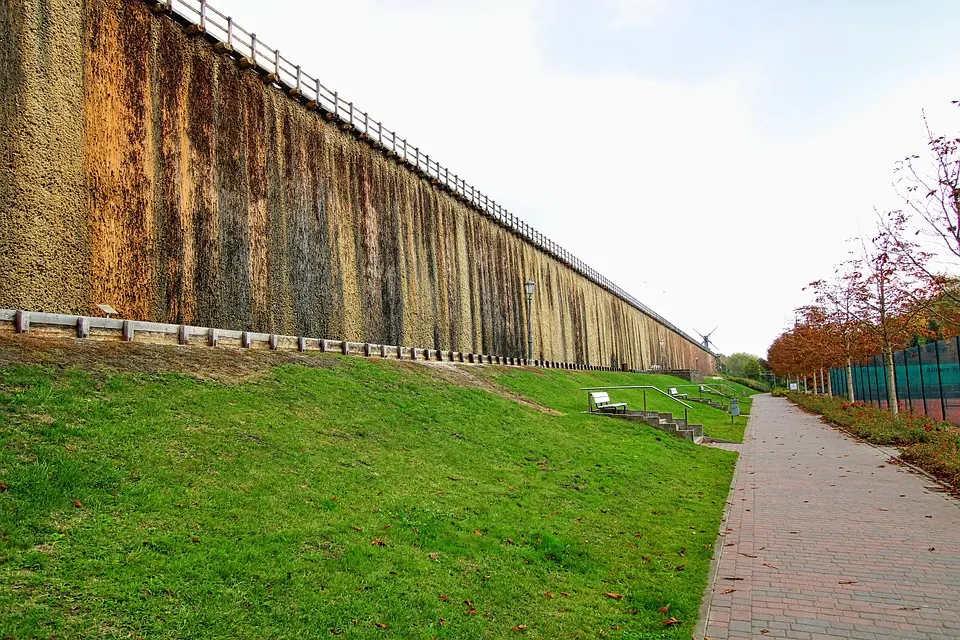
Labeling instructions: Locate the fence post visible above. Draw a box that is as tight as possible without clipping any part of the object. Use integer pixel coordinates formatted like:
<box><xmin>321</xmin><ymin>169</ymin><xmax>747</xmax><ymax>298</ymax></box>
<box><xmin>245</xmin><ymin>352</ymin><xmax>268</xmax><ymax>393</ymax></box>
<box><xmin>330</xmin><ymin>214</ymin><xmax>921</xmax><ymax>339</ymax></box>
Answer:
<box><xmin>934</xmin><ymin>340</ymin><xmax>947</xmax><ymax>420</ymax></box>
<box><xmin>917</xmin><ymin>347</ymin><xmax>928</xmax><ymax>416</ymax></box>
<box><xmin>903</xmin><ymin>349</ymin><xmax>913</xmax><ymax>413</ymax></box>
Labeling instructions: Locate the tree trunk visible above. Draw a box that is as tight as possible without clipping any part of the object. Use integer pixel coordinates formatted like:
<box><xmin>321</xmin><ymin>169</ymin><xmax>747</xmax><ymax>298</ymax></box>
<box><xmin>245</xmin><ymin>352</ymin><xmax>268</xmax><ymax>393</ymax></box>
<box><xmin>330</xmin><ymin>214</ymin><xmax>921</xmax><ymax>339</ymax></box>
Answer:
<box><xmin>824</xmin><ymin>367</ymin><xmax>832</xmax><ymax>396</ymax></box>
<box><xmin>884</xmin><ymin>347</ymin><xmax>899</xmax><ymax>415</ymax></box>
<box><xmin>845</xmin><ymin>357</ymin><xmax>855</xmax><ymax>402</ymax></box>
<box><xmin>803</xmin><ymin>375</ymin><xmax>808</xmax><ymax>393</ymax></box>
<box><xmin>812</xmin><ymin>371</ymin><xmax>819</xmax><ymax>394</ymax></box>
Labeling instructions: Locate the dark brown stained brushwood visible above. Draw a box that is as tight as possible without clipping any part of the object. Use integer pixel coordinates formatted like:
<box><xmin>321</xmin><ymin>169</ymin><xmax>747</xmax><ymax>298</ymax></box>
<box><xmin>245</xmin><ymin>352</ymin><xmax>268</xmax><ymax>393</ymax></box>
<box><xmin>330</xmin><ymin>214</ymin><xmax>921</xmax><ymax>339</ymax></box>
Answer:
<box><xmin>212</xmin><ymin>47</ymin><xmax>254</xmax><ymax>331</ymax></box>
<box><xmin>0</xmin><ymin>0</ymin><xmax>714</xmax><ymax>371</ymax></box>
<box><xmin>187</xmin><ymin>44</ymin><xmax>220</xmax><ymax>328</ymax></box>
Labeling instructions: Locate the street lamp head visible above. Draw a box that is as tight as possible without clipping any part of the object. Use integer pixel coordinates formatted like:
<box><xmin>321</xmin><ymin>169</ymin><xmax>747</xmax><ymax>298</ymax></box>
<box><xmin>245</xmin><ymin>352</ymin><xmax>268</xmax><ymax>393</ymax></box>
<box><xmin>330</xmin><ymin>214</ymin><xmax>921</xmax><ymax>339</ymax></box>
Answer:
<box><xmin>524</xmin><ymin>279</ymin><xmax>536</xmax><ymax>297</ymax></box>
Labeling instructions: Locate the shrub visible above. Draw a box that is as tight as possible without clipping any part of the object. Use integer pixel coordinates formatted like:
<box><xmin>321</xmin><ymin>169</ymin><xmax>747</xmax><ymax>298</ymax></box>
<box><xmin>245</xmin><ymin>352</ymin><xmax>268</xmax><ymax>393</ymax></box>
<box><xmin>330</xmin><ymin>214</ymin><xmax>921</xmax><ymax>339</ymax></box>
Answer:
<box><xmin>770</xmin><ymin>387</ymin><xmax>788</xmax><ymax>397</ymax></box>
<box><xmin>786</xmin><ymin>392</ymin><xmax>960</xmax><ymax>488</ymax></box>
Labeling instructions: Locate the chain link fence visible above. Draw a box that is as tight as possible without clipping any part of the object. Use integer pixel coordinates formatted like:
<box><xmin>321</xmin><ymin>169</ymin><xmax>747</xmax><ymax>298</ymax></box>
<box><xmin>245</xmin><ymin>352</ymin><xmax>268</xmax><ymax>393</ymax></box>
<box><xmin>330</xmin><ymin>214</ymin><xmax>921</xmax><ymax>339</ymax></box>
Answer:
<box><xmin>829</xmin><ymin>336</ymin><xmax>960</xmax><ymax>425</ymax></box>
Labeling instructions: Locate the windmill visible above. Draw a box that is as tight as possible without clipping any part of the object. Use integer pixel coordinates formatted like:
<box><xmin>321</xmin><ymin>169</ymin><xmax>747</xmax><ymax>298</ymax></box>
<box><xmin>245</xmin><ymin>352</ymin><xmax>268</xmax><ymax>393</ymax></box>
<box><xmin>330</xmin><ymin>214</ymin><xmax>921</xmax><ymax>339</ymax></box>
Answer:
<box><xmin>695</xmin><ymin>326</ymin><xmax>718</xmax><ymax>352</ymax></box>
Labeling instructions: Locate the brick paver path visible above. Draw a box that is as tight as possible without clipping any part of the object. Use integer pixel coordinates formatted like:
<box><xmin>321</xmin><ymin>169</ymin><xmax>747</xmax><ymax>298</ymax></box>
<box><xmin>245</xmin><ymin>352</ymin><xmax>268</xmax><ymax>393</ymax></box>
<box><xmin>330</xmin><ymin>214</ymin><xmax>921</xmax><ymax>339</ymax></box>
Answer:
<box><xmin>700</xmin><ymin>395</ymin><xmax>960</xmax><ymax>640</ymax></box>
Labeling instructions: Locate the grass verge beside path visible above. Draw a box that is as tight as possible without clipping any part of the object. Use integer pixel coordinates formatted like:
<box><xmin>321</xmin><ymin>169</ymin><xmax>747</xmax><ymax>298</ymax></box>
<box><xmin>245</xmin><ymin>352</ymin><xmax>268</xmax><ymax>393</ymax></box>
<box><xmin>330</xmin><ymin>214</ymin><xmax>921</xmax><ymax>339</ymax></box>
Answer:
<box><xmin>491</xmin><ymin>369</ymin><xmax>747</xmax><ymax>443</ymax></box>
<box><xmin>0</xmin><ymin>351</ymin><xmax>736</xmax><ymax>639</ymax></box>
<box><xmin>788</xmin><ymin>392</ymin><xmax>960</xmax><ymax>488</ymax></box>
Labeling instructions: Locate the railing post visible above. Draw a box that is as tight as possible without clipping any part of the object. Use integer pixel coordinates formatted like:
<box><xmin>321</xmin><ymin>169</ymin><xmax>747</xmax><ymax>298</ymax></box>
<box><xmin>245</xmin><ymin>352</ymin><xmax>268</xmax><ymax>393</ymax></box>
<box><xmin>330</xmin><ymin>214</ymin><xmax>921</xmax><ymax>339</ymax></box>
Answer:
<box><xmin>903</xmin><ymin>349</ymin><xmax>913</xmax><ymax>413</ymax></box>
<box><xmin>917</xmin><ymin>347</ymin><xmax>928</xmax><ymax>416</ymax></box>
<box><xmin>295</xmin><ymin>65</ymin><xmax>301</xmax><ymax>94</ymax></box>
<box><xmin>199</xmin><ymin>0</ymin><xmax>207</xmax><ymax>30</ymax></box>
<box><xmin>934</xmin><ymin>340</ymin><xmax>947</xmax><ymax>420</ymax></box>
<box><xmin>250</xmin><ymin>33</ymin><xmax>258</xmax><ymax>64</ymax></box>
<box><xmin>226</xmin><ymin>16</ymin><xmax>233</xmax><ymax>47</ymax></box>
<box><xmin>333</xmin><ymin>92</ymin><xmax>339</xmax><ymax>117</ymax></box>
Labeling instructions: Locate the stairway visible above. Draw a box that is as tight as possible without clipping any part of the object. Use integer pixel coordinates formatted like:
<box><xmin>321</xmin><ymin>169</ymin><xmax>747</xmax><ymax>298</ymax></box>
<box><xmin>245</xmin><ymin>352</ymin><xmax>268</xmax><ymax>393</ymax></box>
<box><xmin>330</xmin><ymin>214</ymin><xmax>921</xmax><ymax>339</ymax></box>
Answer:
<box><xmin>604</xmin><ymin>410</ymin><xmax>704</xmax><ymax>444</ymax></box>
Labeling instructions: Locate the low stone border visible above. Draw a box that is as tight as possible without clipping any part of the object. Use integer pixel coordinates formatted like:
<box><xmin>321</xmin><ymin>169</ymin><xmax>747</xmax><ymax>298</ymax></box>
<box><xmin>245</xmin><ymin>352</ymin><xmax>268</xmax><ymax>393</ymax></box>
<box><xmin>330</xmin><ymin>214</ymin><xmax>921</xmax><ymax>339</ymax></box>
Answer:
<box><xmin>0</xmin><ymin>309</ymin><xmax>627</xmax><ymax>372</ymax></box>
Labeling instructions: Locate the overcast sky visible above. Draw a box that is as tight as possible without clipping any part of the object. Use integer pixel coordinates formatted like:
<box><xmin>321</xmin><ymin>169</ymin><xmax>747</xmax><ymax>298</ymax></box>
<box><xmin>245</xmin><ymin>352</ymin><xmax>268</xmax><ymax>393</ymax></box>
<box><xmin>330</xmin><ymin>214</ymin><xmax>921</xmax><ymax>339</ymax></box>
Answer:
<box><xmin>207</xmin><ymin>0</ymin><xmax>960</xmax><ymax>357</ymax></box>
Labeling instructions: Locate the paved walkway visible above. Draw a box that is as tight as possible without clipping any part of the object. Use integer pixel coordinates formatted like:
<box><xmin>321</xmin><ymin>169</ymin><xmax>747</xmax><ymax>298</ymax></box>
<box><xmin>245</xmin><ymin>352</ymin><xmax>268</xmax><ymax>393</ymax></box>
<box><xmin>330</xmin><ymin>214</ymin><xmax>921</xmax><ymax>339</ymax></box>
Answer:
<box><xmin>699</xmin><ymin>395</ymin><xmax>960</xmax><ymax>640</ymax></box>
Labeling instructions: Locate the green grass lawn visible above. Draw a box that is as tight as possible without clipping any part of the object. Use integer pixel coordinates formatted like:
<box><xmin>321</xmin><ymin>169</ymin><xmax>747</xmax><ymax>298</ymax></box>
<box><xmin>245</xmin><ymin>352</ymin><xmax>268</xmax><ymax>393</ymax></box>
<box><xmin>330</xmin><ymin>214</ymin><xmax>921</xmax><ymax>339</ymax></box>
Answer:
<box><xmin>492</xmin><ymin>369</ymin><xmax>748</xmax><ymax>442</ymax></box>
<box><xmin>0</xmin><ymin>351</ymin><xmax>736</xmax><ymax>639</ymax></box>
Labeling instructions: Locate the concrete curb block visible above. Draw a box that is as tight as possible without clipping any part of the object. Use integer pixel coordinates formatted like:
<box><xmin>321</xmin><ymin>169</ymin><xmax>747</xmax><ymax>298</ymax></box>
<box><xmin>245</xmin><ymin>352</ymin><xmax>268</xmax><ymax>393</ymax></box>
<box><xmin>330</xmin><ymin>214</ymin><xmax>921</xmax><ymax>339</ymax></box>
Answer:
<box><xmin>0</xmin><ymin>308</ymin><xmax>642</xmax><ymax>373</ymax></box>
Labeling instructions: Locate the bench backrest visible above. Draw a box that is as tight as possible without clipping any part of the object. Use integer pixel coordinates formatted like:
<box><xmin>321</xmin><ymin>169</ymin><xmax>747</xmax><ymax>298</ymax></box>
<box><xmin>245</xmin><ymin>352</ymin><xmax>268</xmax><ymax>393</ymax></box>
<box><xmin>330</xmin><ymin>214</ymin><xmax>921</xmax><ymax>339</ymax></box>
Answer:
<box><xmin>590</xmin><ymin>391</ymin><xmax>611</xmax><ymax>405</ymax></box>
<box><xmin>669</xmin><ymin>387</ymin><xmax>678</xmax><ymax>395</ymax></box>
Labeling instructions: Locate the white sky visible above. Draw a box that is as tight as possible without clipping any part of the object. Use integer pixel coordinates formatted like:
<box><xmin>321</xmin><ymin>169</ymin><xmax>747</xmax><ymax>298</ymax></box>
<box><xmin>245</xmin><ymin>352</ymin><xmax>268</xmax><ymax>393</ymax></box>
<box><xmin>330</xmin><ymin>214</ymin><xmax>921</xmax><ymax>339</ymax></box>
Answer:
<box><xmin>204</xmin><ymin>0</ymin><xmax>960</xmax><ymax>357</ymax></box>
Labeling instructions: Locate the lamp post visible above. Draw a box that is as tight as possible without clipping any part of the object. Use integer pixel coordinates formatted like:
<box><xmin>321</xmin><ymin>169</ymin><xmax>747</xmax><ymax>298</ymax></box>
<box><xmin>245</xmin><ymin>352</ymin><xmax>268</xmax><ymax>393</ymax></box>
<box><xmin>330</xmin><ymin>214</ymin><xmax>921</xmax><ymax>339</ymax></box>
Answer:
<box><xmin>524</xmin><ymin>279</ymin><xmax>536</xmax><ymax>362</ymax></box>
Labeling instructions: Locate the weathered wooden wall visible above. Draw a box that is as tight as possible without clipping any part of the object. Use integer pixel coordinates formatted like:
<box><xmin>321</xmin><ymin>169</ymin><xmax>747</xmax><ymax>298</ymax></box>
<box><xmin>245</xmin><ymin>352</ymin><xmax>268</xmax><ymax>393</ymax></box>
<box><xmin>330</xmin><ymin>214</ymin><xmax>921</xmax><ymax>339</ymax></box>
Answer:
<box><xmin>0</xmin><ymin>0</ymin><xmax>713</xmax><ymax>370</ymax></box>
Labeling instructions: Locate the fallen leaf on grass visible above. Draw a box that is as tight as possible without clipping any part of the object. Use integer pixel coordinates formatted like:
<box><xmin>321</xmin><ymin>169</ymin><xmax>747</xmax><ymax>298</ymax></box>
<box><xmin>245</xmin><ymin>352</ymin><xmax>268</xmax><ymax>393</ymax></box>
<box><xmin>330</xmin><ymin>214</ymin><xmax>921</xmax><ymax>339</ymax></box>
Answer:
<box><xmin>475</xmin><ymin>529</ymin><xmax>484</xmax><ymax>536</ymax></box>
<box><xmin>438</xmin><ymin>595</ymin><xmax>449</xmax><ymax>602</ymax></box>
<box><xmin>604</xmin><ymin>592</ymin><xmax>623</xmax><ymax>600</ymax></box>
<box><xmin>674</xmin><ymin>565</ymin><xmax>685</xmax><ymax>571</ymax></box>
<box><xmin>190</xmin><ymin>536</ymin><xmax>200</xmax><ymax>544</ymax></box>
<box><xmin>641</xmin><ymin>555</ymin><xmax>651</xmax><ymax>562</ymax></box>
<box><xmin>511</xmin><ymin>625</ymin><xmax>527</xmax><ymax>632</ymax></box>
<box><xmin>374</xmin><ymin>622</ymin><xmax>388</xmax><ymax>629</ymax></box>
<box><xmin>838</xmin><ymin>579</ymin><xmax>857</xmax><ymax>584</ymax></box>
<box><xmin>661</xmin><ymin>617</ymin><xmax>680</xmax><ymax>626</ymax></box>
<box><xmin>370</xmin><ymin>538</ymin><xmax>387</xmax><ymax>547</ymax></box>
<box><xmin>73</xmin><ymin>500</ymin><xmax>83</xmax><ymax>508</ymax></box>
<box><xmin>351</xmin><ymin>526</ymin><xmax>363</xmax><ymax>532</ymax></box>
<box><xmin>428</xmin><ymin>552</ymin><xmax>439</xmax><ymax>560</ymax></box>
<box><xmin>559</xmin><ymin>592</ymin><xmax>571</xmax><ymax>597</ymax></box>
<box><xmin>0</xmin><ymin>483</ymin><xmax>7</xmax><ymax>492</ymax></box>
<box><xmin>544</xmin><ymin>592</ymin><xmax>554</xmax><ymax>599</ymax></box>
<box><xmin>438</xmin><ymin>618</ymin><xmax>446</xmax><ymax>625</ymax></box>
<box><xmin>658</xmin><ymin>604</ymin><xmax>670</xmax><ymax>615</ymax></box>
<box><xmin>629</xmin><ymin>608</ymin><xmax>638</xmax><ymax>615</ymax></box>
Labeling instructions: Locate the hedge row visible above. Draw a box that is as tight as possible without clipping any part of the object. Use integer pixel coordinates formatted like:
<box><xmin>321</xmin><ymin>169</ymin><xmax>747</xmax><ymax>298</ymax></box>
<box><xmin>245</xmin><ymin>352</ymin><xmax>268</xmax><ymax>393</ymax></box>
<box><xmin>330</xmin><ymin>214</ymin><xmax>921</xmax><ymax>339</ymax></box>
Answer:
<box><xmin>788</xmin><ymin>392</ymin><xmax>960</xmax><ymax>489</ymax></box>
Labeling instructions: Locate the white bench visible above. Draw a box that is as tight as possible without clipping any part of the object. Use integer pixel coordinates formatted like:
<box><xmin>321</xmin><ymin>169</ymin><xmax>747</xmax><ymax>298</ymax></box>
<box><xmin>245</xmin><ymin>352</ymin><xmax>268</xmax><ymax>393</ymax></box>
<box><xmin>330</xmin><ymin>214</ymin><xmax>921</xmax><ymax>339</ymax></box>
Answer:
<box><xmin>669</xmin><ymin>387</ymin><xmax>688</xmax><ymax>399</ymax></box>
<box><xmin>590</xmin><ymin>391</ymin><xmax>627</xmax><ymax>414</ymax></box>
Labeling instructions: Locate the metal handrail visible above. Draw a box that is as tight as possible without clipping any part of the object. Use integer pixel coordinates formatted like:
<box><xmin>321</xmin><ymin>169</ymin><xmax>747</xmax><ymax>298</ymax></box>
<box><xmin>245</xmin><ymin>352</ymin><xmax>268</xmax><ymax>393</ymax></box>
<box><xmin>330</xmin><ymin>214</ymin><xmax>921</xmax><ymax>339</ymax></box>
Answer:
<box><xmin>149</xmin><ymin>0</ymin><xmax>710</xmax><ymax>354</ymax></box>
<box><xmin>581</xmin><ymin>385</ymin><xmax>692</xmax><ymax>425</ymax></box>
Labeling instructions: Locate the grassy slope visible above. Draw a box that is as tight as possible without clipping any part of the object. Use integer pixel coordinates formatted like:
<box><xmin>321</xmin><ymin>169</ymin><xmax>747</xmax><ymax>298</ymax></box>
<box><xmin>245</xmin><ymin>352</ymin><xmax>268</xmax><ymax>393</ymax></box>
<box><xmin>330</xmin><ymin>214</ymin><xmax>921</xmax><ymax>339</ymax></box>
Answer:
<box><xmin>492</xmin><ymin>369</ymin><xmax>747</xmax><ymax>442</ymax></box>
<box><xmin>0</xmin><ymin>355</ymin><xmax>736</xmax><ymax>639</ymax></box>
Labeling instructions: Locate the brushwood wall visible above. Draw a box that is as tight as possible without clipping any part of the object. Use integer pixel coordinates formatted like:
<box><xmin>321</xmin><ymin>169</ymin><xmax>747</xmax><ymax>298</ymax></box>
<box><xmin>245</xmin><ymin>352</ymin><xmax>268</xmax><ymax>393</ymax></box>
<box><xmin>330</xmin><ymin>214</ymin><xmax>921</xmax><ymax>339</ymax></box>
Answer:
<box><xmin>0</xmin><ymin>0</ymin><xmax>713</xmax><ymax>370</ymax></box>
